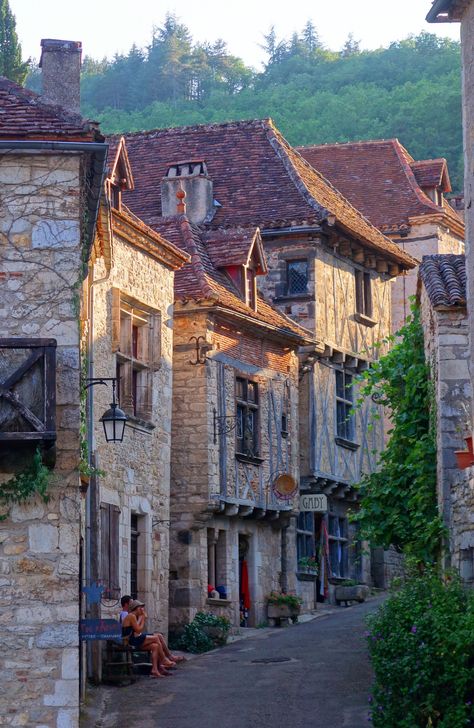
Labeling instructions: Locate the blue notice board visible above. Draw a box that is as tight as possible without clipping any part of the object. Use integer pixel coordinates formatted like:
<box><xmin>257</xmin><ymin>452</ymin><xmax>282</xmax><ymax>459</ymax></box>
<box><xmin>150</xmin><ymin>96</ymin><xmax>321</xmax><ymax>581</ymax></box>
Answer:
<box><xmin>80</xmin><ymin>618</ymin><xmax>122</xmax><ymax>640</ymax></box>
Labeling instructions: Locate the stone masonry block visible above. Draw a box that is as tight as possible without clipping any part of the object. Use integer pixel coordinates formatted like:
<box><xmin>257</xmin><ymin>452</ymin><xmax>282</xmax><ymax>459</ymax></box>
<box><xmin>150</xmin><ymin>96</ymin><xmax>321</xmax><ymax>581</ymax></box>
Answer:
<box><xmin>43</xmin><ymin>679</ymin><xmax>78</xmax><ymax>707</ymax></box>
<box><xmin>28</xmin><ymin>524</ymin><xmax>58</xmax><ymax>553</ymax></box>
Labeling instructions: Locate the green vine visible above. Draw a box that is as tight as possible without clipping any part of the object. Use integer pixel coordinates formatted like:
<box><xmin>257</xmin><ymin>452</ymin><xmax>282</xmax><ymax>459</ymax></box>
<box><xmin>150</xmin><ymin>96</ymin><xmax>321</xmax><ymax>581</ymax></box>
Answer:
<box><xmin>79</xmin><ymin>354</ymin><xmax>105</xmax><ymax>480</ymax></box>
<box><xmin>352</xmin><ymin>303</ymin><xmax>444</xmax><ymax>565</ymax></box>
<box><xmin>0</xmin><ymin>448</ymin><xmax>50</xmax><ymax>519</ymax></box>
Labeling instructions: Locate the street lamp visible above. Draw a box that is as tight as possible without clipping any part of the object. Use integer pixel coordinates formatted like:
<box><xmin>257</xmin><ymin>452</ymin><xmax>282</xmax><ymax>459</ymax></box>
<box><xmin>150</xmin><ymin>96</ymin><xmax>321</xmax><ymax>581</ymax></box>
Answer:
<box><xmin>85</xmin><ymin>377</ymin><xmax>128</xmax><ymax>443</ymax></box>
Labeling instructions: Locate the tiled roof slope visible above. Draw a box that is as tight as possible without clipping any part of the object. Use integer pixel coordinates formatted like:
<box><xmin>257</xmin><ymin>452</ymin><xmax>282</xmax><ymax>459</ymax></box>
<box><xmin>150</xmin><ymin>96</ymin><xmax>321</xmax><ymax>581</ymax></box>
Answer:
<box><xmin>297</xmin><ymin>139</ymin><xmax>463</xmax><ymax>236</ymax></box>
<box><xmin>0</xmin><ymin>76</ymin><xmax>101</xmax><ymax>140</ymax></box>
<box><xmin>153</xmin><ymin>215</ymin><xmax>313</xmax><ymax>343</ymax></box>
<box><xmin>419</xmin><ymin>254</ymin><xmax>466</xmax><ymax>308</ymax></box>
<box><xmin>118</xmin><ymin>119</ymin><xmax>416</xmax><ymax>269</ymax></box>
<box><xmin>203</xmin><ymin>227</ymin><xmax>266</xmax><ymax>273</ymax></box>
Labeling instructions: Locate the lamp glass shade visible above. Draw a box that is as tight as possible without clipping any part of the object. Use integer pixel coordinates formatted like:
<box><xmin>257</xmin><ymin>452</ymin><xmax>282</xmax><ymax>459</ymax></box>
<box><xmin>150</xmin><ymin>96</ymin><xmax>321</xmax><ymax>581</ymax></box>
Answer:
<box><xmin>100</xmin><ymin>403</ymin><xmax>127</xmax><ymax>442</ymax></box>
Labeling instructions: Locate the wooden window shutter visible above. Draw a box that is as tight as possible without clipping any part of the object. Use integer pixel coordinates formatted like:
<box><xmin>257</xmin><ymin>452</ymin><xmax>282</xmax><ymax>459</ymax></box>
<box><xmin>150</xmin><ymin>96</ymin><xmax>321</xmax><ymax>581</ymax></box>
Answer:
<box><xmin>100</xmin><ymin>503</ymin><xmax>110</xmax><ymax>592</ymax></box>
<box><xmin>118</xmin><ymin>360</ymin><xmax>133</xmax><ymax>413</ymax></box>
<box><xmin>100</xmin><ymin>502</ymin><xmax>120</xmax><ymax>598</ymax></box>
<box><xmin>148</xmin><ymin>312</ymin><xmax>162</xmax><ymax>371</ymax></box>
<box><xmin>110</xmin><ymin>505</ymin><xmax>120</xmax><ymax>598</ymax></box>
<box><xmin>111</xmin><ymin>288</ymin><xmax>121</xmax><ymax>352</ymax></box>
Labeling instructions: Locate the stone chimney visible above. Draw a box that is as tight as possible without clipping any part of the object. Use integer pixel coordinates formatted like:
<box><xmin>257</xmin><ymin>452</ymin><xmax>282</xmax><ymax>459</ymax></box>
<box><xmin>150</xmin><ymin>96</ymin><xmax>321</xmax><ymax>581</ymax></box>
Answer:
<box><xmin>40</xmin><ymin>39</ymin><xmax>82</xmax><ymax>114</ymax></box>
<box><xmin>161</xmin><ymin>160</ymin><xmax>214</xmax><ymax>224</ymax></box>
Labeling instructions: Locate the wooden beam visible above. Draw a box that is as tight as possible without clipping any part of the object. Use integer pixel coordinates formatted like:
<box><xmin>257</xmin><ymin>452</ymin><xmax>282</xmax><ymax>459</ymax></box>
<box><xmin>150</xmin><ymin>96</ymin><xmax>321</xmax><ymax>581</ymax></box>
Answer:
<box><xmin>376</xmin><ymin>259</ymin><xmax>389</xmax><ymax>274</ymax></box>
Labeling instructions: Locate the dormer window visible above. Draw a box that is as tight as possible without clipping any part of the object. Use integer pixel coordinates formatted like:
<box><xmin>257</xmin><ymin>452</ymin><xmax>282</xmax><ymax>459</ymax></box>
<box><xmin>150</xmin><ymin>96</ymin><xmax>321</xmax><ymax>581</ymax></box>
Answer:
<box><xmin>245</xmin><ymin>266</ymin><xmax>257</xmax><ymax>310</ymax></box>
<box><xmin>110</xmin><ymin>182</ymin><xmax>121</xmax><ymax>211</ymax></box>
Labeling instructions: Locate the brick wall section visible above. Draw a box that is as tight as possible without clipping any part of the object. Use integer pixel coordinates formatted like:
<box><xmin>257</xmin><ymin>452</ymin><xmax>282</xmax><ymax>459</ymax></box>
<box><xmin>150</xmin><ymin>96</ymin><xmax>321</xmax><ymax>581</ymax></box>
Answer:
<box><xmin>0</xmin><ymin>154</ymin><xmax>83</xmax><ymax>728</ymax></box>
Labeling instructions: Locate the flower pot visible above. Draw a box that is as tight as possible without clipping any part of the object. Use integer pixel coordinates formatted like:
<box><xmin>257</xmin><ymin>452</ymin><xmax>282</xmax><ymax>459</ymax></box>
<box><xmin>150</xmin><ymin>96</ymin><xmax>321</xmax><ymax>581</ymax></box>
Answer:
<box><xmin>455</xmin><ymin>449</ymin><xmax>474</xmax><ymax>469</ymax></box>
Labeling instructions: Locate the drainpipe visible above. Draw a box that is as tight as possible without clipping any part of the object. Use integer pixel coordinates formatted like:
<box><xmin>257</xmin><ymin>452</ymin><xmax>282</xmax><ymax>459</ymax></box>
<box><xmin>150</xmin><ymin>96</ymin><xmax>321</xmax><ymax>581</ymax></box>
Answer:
<box><xmin>280</xmin><ymin>521</ymin><xmax>289</xmax><ymax>594</ymax></box>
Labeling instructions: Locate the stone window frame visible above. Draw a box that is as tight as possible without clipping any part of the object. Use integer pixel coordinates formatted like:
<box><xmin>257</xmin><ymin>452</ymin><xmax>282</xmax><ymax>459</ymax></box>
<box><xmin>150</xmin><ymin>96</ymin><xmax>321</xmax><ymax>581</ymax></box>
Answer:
<box><xmin>354</xmin><ymin>269</ymin><xmax>377</xmax><ymax>327</ymax></box>
<box><xmin>235</xmin><ymin>374</ymin><xmax>261</xmax><ymax>462</ymax></box>
<box><xmin>286</xmin><ymin>259</ymin><xmax>309</xmax><ymax>296</ymax></box>
<box><xmin>112</xmin><ymin>288</ymin><xmax>161</xmax><ymax>425</ymax></box>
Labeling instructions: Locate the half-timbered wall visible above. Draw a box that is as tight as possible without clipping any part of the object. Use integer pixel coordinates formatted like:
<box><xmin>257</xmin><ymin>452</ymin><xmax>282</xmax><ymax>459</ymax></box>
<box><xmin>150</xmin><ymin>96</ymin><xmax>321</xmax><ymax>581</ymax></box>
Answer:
<box><xmin>169</xmin><ymin>309</ymin><xmax>299</xmax><ymax>627</ymax></box>
<box><xmin>0</xmin><ymin>153</ymin><xmax>83</xmax><ymax>728</ymax></box>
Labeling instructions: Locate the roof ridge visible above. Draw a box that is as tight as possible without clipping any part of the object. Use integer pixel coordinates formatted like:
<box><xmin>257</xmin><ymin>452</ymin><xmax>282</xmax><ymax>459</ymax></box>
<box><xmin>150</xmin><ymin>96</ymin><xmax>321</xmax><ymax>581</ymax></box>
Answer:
<box><xmin>391</xmin><ymin>138</ymin><xmax>443</xmax><ymax>214</ymax></box>
<box><xmin>177</xmin><ymin>215</ymin><xmax>217</xmax><ymax>300</ymax></box>
<box><xmin>120</xmin><ymin>117</ymin><xmax>272</xmax><ymax>141</ymax></box>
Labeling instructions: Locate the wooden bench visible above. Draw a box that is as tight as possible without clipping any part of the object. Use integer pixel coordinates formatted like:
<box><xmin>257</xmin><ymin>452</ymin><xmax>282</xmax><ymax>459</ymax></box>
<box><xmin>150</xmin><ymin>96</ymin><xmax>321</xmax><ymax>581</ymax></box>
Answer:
<box><xmin>102</xmin><ymin>638</ymin><xmax>151</xmax><ymax>685</ymax></box>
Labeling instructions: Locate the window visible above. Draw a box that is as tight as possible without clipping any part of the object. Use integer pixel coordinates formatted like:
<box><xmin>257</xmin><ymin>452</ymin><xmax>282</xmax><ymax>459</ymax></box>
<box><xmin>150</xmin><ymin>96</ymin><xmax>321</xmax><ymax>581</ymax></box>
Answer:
<box><xmin>297</xmin><ymin>511</ymin><xmax>315</xmax><ymax>564</ymax></box>
<box><xmin>335</xmin><ymin>369</ymin><xmax>355</xmax><ymax>441</ymax></box>
<box><xmin>287</xmin><ymin>260</ymin><xmax>308</xmax><ymax>295</ymax></box>
<box><xmin>112</xmin><ymin>289</ymin><xmax>161</xmax><ymax>422</ymax></box>
<box><xmin>130</xmin><ymin>514</ymin><xmax>140</xmax><ymax>599</ymax></box>
<box><xmin>236</xmin><ymin>377</ymin><xmax>259</xmax><ymax>457</ymax></box>
<box><xmin>355</xmin><ymin>270</ymin><xmax>372</xmax><ymax>318</ymax></box>
<box><xmin>328</xmin><ymin>515</ymin><xmax>348</xmax><ymax>578</ymax></box>
<box><xmin>100</xmin><ymin>502</ymin><xmax>120</xmax><ymax>599</ymax></box>
<box><xmin>245</xmin><ymin>266</ymin><xmax>257</xmax><ymax>310</ymax></box>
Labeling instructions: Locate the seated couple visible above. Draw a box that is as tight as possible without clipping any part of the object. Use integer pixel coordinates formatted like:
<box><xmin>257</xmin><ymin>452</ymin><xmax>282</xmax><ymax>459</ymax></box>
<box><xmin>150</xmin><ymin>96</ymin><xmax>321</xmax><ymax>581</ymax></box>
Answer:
<box><xmin>120</xmin><ymin>596</ymin><xmax>185</xmax><ymax>678</ymax></box>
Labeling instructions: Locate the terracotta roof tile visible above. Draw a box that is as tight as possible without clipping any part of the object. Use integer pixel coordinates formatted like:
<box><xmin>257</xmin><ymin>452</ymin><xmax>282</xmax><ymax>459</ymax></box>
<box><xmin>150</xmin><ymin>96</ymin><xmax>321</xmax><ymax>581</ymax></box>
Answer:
<box><xmin>419</xmin><ymin>253</ymin><xmax>466</xmax><ymax>308</ymax></box>
<box><xmin>154</xmin><ymin>215</ymin><xmax>313</xmax><ymax>342</ymax></box>
<box><xmin>0</xmin><ymin>76</ymin><xmax>100</xmax><ymax>140</ymax></box>
<box><xmin>297</xmin><ymin>139</ymin><xmax>463</xmax><ymax>236</ymax></box>
<box><xmin>115</xmin><ymin>119</ymin><xmax>416</xmax><ymax>269</ymax></box>
<box><xmin>203</xmin><ymin>227</ymin><xmax>266</xmax><ymax>273</ymax></box>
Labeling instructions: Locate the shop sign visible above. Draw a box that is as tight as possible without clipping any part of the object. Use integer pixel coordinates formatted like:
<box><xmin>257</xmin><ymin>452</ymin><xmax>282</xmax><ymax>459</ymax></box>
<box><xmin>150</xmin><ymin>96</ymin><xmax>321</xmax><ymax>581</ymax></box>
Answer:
<box><xmin>272</xmin><ymin>473</ymin><xmax>298</xmax><ymax>500</ymax></box>
<box><xmin>80</xmin><ymin>619</ymin><xmax>122</xmax><ymax>641</ymax></box>
<box><xmin>300</xmin><ymin>493</ymin><xmax>328</xmax><ymax>512</ymax></box>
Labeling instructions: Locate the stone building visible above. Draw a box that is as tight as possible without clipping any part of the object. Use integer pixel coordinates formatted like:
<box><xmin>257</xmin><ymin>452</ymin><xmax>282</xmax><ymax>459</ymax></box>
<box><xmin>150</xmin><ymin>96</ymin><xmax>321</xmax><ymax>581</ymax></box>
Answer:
<box><xmin>418</xmin><ymin>254</ymin><xmax>472</xmax><ymax>570</ymax></box>
<box><xmin>298</xmin><ymin>139</ymin><xmax>464</xmax><ymax>332</ymax></box>
<box><xmin>0</xmin><ymin>48</ymin><xmax>107</xmax><ymax>728</ymax></box>
<box><xmin>120</xmin><ymin>118</ymin><xmax>417</xmax><ymax>609</ymax></box>
<box><xmin>82</xmin><ymin>137</ymin><xmax>188</xmax><ymax>677</ymax></box>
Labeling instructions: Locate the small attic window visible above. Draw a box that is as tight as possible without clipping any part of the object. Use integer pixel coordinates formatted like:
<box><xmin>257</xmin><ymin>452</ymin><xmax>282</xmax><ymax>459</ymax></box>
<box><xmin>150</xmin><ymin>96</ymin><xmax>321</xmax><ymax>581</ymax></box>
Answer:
<box><xmin>245</xmin><ymin>266</ymin><xmax>257</xmax><ymax>311</ymax></box>
<box><xmin>111</xmin><ymin>183</ymin><xmax>121</xmax><ymax>211</ymax></box>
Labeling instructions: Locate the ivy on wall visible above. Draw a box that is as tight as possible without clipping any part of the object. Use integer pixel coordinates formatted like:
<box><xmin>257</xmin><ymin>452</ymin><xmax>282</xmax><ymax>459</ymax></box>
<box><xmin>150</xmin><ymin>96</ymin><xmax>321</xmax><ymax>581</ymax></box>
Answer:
<box><xmin>353</xmin><ymin>305</ymin><xmax>444</xmax><ymax>565</ymax></box>
<box><xmin>0</xmin><ymin>448</ymin><xmax>50</xmax><ymax>519</ymax></box>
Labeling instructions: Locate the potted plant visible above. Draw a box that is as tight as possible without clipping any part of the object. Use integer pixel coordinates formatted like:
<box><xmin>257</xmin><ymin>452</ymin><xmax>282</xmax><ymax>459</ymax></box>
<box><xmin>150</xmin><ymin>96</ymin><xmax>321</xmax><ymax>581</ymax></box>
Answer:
<box><xmin>454</xmin><ymin>402</ymin><xmax>474</xmax><ymax>468</ymax></box>
<box><xmin>266</xmin><ymin>592</ymin><xmax>302</xmax><ymax>625</ymax></box>
<box><xmin>297</xmin><ymin>556</ymin><xmax>319</xmax><ymax>575</ymax></box>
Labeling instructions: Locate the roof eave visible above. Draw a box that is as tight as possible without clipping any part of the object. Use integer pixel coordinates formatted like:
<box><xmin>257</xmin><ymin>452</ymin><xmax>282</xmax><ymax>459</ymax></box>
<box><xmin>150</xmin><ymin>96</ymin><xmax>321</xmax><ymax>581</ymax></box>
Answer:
<box><xmin>426</xmin><ymin>0</ymin><xmax>462</xmax><ymax>21</ymax></box>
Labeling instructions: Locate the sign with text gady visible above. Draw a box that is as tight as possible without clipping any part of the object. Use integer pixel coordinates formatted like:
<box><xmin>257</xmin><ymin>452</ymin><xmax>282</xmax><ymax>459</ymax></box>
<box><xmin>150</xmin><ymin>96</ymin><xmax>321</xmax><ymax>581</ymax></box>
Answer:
<box><xmin>300</xmin><ymin>494</ymin><xmax>328</xmax><ymax>512</ymax></box>
<box><xmin>80</xmin><ymin>619</ymin><xmax>122</xmax><ymax>641</ymax></box>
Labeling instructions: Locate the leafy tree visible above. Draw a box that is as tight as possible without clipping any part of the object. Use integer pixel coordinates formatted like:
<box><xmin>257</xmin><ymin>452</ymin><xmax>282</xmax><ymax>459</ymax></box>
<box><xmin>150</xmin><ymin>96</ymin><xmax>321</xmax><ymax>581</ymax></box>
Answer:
<box><xmin>0</xmin><ymin>0</ymin><xmax>27</xmax><ymax>84</ymax></box>
<box><xmin>340</xmin><ymin>33</ymin><xmax>360</xmax><ymax>57</ymax></box>
<box><xmin>353</xmin><ymin>306</ymin><xmax>444</xmax><ymax>565</ymax></box>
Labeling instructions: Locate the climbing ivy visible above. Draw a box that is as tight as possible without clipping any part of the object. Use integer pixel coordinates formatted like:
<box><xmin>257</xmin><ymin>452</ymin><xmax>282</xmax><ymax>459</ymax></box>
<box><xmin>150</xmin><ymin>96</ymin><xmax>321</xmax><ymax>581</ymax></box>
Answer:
<box><xmin>353</xmin><ymin>304</ymin><xmax>444</xmax><ymax>565</ymax></box>
<box><xmin>0</xmin><ymin>448</ymin><xmax>50</xmax><ymax>519</ymax></box>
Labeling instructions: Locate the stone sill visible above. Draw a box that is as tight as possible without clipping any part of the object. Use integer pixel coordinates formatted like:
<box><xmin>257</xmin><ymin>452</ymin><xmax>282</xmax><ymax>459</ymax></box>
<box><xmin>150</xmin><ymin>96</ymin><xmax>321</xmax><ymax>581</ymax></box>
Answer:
<box><xmin>354</xmin><ymin>312</ymin><xmax>378</xmax><ymax>328</ymax></box>
<box><xmin>273</xmin><ymin>293</ymin><xmax>313</xmax><ymax>303</ymax></box>
<box><xmin>125</xmin><ymin>415</ymin><xmax>155</xmax><ymax>434</ymax></box>
<box><xmin>335</xmin><ymin>436</ymin><xmax>359</xmax><ymax>451</ymax></box>
<box><xmin>235</xmin><ymin>453</ymin><xmax>265</xmax><ymax>466</ymax></box>
<box><xmin>206</xmin><ymin>598</ymin><xmax>232</xmax><ymax>606</ymax></box>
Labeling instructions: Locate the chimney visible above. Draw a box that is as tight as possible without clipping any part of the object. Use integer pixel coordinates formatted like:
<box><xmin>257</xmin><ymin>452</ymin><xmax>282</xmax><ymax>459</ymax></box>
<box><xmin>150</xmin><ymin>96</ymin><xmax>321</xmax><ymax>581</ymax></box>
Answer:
<box><xmin>161</xmin><ymin>160</ymin><xmax>214</xmax><ymax>224</ymax></box>
<box><xmin>40</xmin><ymin>39</ymin><xmax>82</xmax><ymax>114</ymax></box>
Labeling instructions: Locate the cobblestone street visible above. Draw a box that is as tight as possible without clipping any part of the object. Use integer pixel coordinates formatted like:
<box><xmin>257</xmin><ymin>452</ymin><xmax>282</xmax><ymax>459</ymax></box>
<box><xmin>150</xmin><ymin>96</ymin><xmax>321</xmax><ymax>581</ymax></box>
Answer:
<box><xmin>83</xmin><ymin>597</ymin><xmax>382</xmax><ymax>728</ymax></box>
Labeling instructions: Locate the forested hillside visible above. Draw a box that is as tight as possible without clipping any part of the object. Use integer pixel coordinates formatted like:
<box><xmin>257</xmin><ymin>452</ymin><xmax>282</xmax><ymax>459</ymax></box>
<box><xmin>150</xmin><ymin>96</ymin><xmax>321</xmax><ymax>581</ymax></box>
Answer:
<box><xmin>27</xmin><ymin>16</ymin><xmax>463</xmax><ymax>190</ymax></box>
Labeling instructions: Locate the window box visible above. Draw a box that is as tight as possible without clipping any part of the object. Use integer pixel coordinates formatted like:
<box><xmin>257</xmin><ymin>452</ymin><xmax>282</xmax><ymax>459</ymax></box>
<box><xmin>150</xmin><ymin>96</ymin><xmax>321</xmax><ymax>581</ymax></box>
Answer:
<box><xmin>297</xmin><ymin>570</ymin><xmax>318</xmax><ymax>582</ymax></box>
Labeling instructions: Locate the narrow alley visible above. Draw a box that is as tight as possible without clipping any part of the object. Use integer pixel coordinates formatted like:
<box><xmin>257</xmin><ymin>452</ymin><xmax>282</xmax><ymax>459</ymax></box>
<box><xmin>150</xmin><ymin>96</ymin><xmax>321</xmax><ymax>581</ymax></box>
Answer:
<box><xmin>84</xmin><ymin>598</ymin><xmax>381</xmax><ymax>728</ymax></box>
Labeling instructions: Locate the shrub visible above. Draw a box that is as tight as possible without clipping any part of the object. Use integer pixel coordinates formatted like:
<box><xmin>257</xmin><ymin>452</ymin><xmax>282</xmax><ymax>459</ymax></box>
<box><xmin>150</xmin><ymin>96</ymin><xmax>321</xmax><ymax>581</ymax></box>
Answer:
<box><xmin>266</xmin><ymin>592</ymin><xmax>302</xmax><ymax>610</ymax></box>
<box><xmin>367</xmin><ymin>571</ymin><xmax>474</xmax><ymax>727</ymax></box>
<box><xmin>170</xmin><ymin>612</ymin><xmax>230</xmax><ymax>654</ymax></box>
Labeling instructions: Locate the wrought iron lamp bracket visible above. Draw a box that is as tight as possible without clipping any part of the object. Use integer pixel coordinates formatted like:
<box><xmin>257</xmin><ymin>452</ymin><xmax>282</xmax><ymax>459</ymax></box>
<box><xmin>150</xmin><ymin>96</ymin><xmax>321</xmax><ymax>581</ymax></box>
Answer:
<box><xmin>213</xmin><ymin>407</ymin><xmax>237</xmax><ymax>444</ymax></box>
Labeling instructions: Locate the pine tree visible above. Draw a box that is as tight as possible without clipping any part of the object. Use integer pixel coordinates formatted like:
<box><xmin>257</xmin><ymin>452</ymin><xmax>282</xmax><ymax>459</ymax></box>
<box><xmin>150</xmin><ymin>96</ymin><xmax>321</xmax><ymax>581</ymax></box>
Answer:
<box><xmin>0</xmin><ymin>0</ymin><xmax>27</xmax><ymax>84</ymax></box>
<box><xmin>341</xmin><ymin>33</ymin><xmax>361</xmax><ymax>58</ymax></box>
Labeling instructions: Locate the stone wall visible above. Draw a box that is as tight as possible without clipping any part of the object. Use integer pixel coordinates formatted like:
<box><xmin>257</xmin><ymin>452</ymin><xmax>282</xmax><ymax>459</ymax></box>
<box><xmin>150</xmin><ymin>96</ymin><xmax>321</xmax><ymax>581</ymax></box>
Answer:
<box><xmin>420</xmin><ymin>285</ymin><xmax>471</xmax><ymax>565</ymax></box>
<box><xmin>391</xmin><ymin>221</ymin><xmax>464</xmax><ymax>332</ymax></box>
<box><xmin>87</xmin><ymin>215</ymin><xmax>175</xmax><ymax>637</ymax></box>
<box><xmin>169</xmin><ymin>307</ymin><xmax>299</xmax><ymax>628</ymax></box>
<box><xmin>0</xmin><ymin>153</ymin><xmax>84</xmax><ymax>728</ymax></box>
<box><xmin>461</xmin><ymin>2</ymin><xmax>474</xmax><ymax>379</ymax></box>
